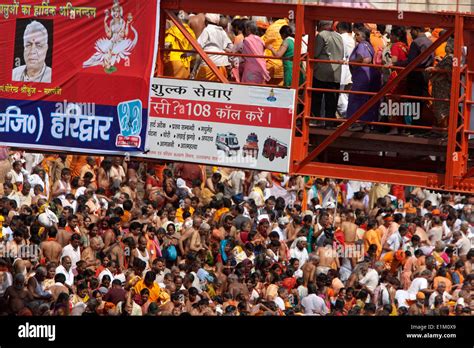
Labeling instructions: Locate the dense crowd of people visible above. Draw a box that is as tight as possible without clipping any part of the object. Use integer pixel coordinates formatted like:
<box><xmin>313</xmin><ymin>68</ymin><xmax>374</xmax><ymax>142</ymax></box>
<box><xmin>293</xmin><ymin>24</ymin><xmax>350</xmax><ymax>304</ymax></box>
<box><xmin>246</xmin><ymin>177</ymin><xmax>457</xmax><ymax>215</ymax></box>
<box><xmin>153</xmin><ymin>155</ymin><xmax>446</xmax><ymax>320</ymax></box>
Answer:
<box><xmin>163</xmin><ymin>13</ymin><xmax>454</xmax><ymax>136</ymax></box>
<box><xmin>0</xmin><ymin>149</ymin><xmax>472</xmax><ymax>316</ymax></box>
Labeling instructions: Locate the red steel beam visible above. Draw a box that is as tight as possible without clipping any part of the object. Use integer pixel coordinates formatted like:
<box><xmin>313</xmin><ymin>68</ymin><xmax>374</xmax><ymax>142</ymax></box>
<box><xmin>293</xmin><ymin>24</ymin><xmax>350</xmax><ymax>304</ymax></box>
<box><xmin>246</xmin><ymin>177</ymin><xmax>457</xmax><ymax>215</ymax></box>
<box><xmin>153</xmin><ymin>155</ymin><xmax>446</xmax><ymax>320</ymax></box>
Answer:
<box><xmin>290</xmin><ymin>3</ymin><xmax>305</xmax><ymax>165</ymax></box>
<box><xmin>305</xmin><ymin>5</ymin><xmax>457</xmax><ymax>29</ymax></box>
<box><xmin>295</xmin><ymin>162</ymin><xmax>474</xmax><ymax>194</ymax></box>
<box><xmin>161</xmin><ymin>0</ymin><xmax>295</xmax><ymax>18</ymax></box>
<box><xmin>445</xmin><ymin>14</ymin><xmax>464</xmax><ymax>188</ymax></box>
<box><xmin>156</xmin><ymin>9</ymin><xmax>167</xmax><ymax>77</ymax></box>
<box><xmin>295</xmin><ymin>28</ymin><xmax>454</xmax><ymax>170</ymax></box>
<box><xmin>164</xmin><ymin>9</ymin><xmax>229</xmax><ymax>83</ymax></box>
<box><xmin>295</xmin><ymin>162</ymin><xmax>439</xmax><ymax>187</ymax></box>
<box><xmin>460</xmin><ymin>30</ymin><xmax>474</xmax><ymax>179</ymax></box>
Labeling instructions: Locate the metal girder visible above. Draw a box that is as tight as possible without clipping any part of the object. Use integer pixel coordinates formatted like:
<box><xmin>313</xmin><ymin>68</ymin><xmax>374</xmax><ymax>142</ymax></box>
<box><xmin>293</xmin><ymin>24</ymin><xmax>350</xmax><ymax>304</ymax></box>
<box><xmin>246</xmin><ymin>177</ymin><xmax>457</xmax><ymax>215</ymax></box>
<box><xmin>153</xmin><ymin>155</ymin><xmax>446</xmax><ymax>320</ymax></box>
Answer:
<box><xmin>164</xmin><ymin>9</ymin><xmax>229</xmax><ymax>83</ymax></box>
<box><xmin>161</xmin><ymin>0</ymin><xmax>295</xmax><ymax>18</ymax></box>
<box><xmin>445</xmin><ymin>14</ymin><xmax>464</xmax><ymax>188</ymax></box>
<box><xmin>304</xmin><ymin>5</ymin><xmax>460</xmax><ymax>29</ymax></box>
<box><xmin>294</xmin><ymin>28</ymin><xmax>454</xmax><ymax>171</ymax></box>
<box><xmin>289</xmin><ymin>3</ymin><xmax>305</xmax><ymax>165</ymax></box>
<box><xmin>295</xmin><ymin>162</ymin><xmax>474</xmax><ymax>194</ymax></box>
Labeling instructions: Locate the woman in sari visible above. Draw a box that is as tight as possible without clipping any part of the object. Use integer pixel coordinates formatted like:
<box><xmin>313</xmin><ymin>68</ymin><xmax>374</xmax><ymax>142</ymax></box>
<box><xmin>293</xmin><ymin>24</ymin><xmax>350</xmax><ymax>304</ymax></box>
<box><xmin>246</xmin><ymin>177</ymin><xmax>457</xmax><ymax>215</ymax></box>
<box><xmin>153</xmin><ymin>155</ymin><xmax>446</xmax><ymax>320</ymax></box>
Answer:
<box><xmin>426</xmin><ymin>37</ymin><xmax>454</xmax><ymax>136</ymax></box>
<box><xmin>266</xmin><ymin>25</ymin><xmax>305</xmax><ymax>87</ymax></box>
<box><xmin>347</xmin><ymin>27</ymin><xmax>382</xmax><ymax>132</ymax></box>
<box><xmin>387</xmin><ymin>26</ymin><xmax>409</xmax><ymax>135</ymax></box>
<box><xmin>240</xmin><ymin>21</ymin><xmax>270</xmax><ymax>84</ymax></box>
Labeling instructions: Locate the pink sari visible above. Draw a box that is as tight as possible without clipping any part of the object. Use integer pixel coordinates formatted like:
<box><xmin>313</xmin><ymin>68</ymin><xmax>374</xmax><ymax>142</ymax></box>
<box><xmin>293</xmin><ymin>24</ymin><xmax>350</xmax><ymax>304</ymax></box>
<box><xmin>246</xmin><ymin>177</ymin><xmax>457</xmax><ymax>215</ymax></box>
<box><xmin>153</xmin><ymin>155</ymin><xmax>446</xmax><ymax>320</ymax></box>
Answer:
<box><xmin>241</xmin><ymin>34</ymin><xmax>270</xmax><ymax>84</ymax></box>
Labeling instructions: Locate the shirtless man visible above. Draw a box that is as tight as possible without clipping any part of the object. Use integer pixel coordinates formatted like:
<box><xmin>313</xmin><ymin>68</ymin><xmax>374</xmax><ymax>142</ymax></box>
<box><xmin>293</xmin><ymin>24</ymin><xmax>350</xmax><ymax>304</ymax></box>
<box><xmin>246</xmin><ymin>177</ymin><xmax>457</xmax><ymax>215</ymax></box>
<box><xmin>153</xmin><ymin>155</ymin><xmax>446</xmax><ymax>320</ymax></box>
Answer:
<box><xmin>341</xmin><ymin>212</ymin><xmax>358</xmax><ymax>244</ymax></box>
<box><xmin>4</xmin><ymin>274</ymin><xmax>34</xmax><ymax>314</ymax></box>
<box><xmin>227</xmin><ymin>273</ymin><xmax>249</xmax><ymax>299</ymax></box>
<box><xmin>317</xmin><ymin>239</ymin><xmax>340</xmax><ymax>275</ymax></box>
<box><xmin>188</xmin><ymin>13</ymin><xmax>206</xmax><ymax>39</ymax></box>
<box><xmin>189</xmin><ymin>222</ymin><xmax>207</xmax><ymax>253</ymax></box>
<box><xmin>302</xmin><ymin>253</ymin><xmax>319</xmax><ymax>287</ymax></box>
<box><xmin>219</xmin><ymin>215</ymin><xmax>237</xmax><ymax>239</ymax></box>
<box><xmin>125</xmin><ymin>221</ymin><xmax>142</xmax><ymax>245</ymax></box>
<box><xmin>40</xmin><ymin>228</ymin><xmax>63</xmax><ymax>264</ymax></box>
<box><xmin>56</xmin><ymin>218</ymin><xmax>71</xmax><ymax>248</ymax></box>
<box><xmin>414</xmin><ymin>218</ymin><xmax>430</xmax><ymax>246</ymax></box>
<box><xmin>350</xmin><ymin>191</ymin><xmax>366</xmax><ymax>213</ymax></box>
<box><xmin>104</xmin><ymin>229</ymin><xmax>125</xmax><ymax>272</ymax></box>
<box><xmin>47</xmin><ymin>273</ymin><xmax>69</xmax><ymax>301</ymax></box>
<box><xmin>428</xmin><ymin>217</ymin><xmax>444</xmax><ymax>245</ymax></box>
<box><xmin>104</xmin><ymin>217</ymin><xmax>121</xmax><ymax>250</ymax></box>
<box><xmin>82</xmin><ymin>237</ymin><xmax>102</xmax><ymax>270</ymax></box>
<box><xmin>286</xmin><ymin>216</ymin><xmax>302</xmax><ymax>247</ymax></box>
<box><xmin>179</xmin><ymin>217</ymin><xmax>202</xmax><ymax>255</ymax></box>
<box><xmin>121</xmin><ymin>178</ymin><xmax>139</xmax><ymax>205</ymax></box>
<box><xmin>342</xmin><ymin>212</ymin><xmax>359</xmax><ymax>267</ymax></box>
<box><xmin>27</xmin><ymin>267</ymin><xmax>53</xmax><ymax>308</ymax></box>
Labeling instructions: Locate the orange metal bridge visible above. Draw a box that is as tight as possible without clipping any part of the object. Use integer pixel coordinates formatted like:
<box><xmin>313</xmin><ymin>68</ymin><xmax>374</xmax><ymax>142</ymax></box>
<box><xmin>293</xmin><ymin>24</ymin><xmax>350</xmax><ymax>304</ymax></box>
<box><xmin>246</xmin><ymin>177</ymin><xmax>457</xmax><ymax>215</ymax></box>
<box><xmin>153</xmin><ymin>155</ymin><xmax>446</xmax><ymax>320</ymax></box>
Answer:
<box><xmin>157</xmin><ymin>0</ymin><xmax>474</xmax><ymax>193</ymax></box>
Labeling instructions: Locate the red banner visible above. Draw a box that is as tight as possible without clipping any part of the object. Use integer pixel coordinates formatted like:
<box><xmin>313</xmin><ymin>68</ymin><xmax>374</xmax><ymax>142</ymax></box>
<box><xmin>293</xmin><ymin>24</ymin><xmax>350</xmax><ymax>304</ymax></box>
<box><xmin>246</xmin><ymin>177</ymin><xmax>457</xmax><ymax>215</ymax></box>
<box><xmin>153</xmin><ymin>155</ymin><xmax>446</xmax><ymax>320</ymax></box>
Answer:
<box><xmin>0</xmin><ymin>0</ymin><xmax>158</xmax><ymax>153</ymax></box>
<box><xmin>149</xmin><ymin>97</ymin><xmax>293</xmax><ymax>129</ymax></box>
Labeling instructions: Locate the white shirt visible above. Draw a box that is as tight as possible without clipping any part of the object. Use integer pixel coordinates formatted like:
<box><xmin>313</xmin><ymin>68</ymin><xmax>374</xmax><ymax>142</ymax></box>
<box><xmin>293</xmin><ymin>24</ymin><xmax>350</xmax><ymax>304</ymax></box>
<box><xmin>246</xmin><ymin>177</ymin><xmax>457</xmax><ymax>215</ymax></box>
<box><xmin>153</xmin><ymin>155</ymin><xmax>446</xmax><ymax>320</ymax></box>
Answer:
<box><xmin>2</xmin><ymin>226</ymin><xmax>13</xmax><ymax>242</ymax></box>
<box><xmin>12</xmin><ymin>64</ymin><xmax>52</xmax><ymax>83</ymax></box>
<box><xmin>55</xmin><ymin>265</ymin><xmax>74</xmax><ymax>286</ymax></box>
<box><xmin>297</xmin><ymin>285</ymin><xmax>308</xmax><ymax>300</ymax></box>
<box><xmin>228</xmin><ymin>170</ymin><xmax>245</xmax><ymax>195</ymax></box>
<box><xmin>274</xmin><ymin>296</ymin><xmax>285</xmax><ymax>310</ymax></box>
<box><xmin>455</xmin><ymin>235</ymin><xmax>471</xmax><ymax>256</ymax></box>
<box><xmin>301</xmin><ymin>293</ymin><xmax>328</xmax><ymax>316</ymax></box>
<box><xmin>386</xmin><ymin>231</ymin><xmax>402</xmax><ymax>252</ymax></box>
<box><xmin>290</xmin><ymin>247</ymin><xmax>309</xmax><ymax>267</ymax></box>
<box><xmin>376</xmin><ymin>284</ymin><xmax>391</xmax><ymax>306</ymax></box>
<box><xmin>61</xmin><ymin>244</ymin><xmax>81</xmax><ymax>269</ymax></box>
<box><xmin>197</xmin><ymin>24</ymin><xmax>232</xmax><ymax>67</ymax></box>
<box><xmin>428</xmin><ymin>291</ymin><xmax>452</xmax><ymax>307</ymax></box>
<box><xmin>9</xmin><ymin>169</ymin><xmax>24</xmax><ymax>185</ymax></box>
<box><xmin>272</xmin><ymin>226</ymin><xmax>287</xmax><ymax>241</ymax></box>
<box><xmin>395</xmin><ymin>289</ymin><xmax>410</xmax><ymax>308</ymax></box>
<box><xmin>191</xmin><ymin>271</ymin><xmax>203</xmax><ymax>294</ymax></box>
<box><xmin>250</xmin><ymin>288</ymin><xmax>260</xmax><ymax>303</ymax></box>
<box><xmin>28</xmin><ymin>174</ymin><xmax>47</xmax><ymax>196</ymax></box>
<box><xmin>359</xmin><ymin>269</ymin><xmax>379</xmax><ymax>292</ymax></box>
<box><xmin>75</xmin><ymin>186</ymin><xmax>87</xmax><ymax>199</ymax></box>
<box><xmin>340</xmin><ymin>32</ymin><xmax>355</xmax><ymax>85</ymax></box>
<box><xmin>423</xmin><ymin>190</ymin><xmax>441</xmax><ymax>206</ymax></box>
<box><xmin>407</xmin><ymin>277</ymin><xmax>428</xmax><ymax>300</ymax></box>
<box><xmin>23</xmin><ymin>153</ymin><xmax>44</xmax><ymax>173</ymax></box>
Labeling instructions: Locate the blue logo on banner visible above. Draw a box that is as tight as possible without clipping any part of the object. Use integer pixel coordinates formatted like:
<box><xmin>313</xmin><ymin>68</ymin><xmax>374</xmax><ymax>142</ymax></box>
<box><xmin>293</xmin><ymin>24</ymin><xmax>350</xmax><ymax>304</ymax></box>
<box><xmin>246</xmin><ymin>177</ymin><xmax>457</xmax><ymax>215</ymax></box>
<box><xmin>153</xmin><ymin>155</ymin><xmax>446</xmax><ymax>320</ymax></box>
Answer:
<box><xmin>116</xmin><ymin>99</ymin><xmax>142</xmax><ymax>148</ymax></box>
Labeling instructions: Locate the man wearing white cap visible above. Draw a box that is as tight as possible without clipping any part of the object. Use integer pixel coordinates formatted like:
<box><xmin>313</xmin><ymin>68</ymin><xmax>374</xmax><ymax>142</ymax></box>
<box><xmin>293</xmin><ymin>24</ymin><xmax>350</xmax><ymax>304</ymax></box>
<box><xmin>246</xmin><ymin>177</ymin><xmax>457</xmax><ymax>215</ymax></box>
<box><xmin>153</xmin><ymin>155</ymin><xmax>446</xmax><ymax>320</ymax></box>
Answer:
<box><xmin>290</xmin><ymin>237</ymin><xmax>309</xmax><ymax>267</ymax></box>
<box><xmin>193</xmin><ymin>13</ymin><xmax>233</xmax><ymax>81</ymax></box>
<box><xmin>273</xmin><ymin>216</ymin><xmax>289</xmax><ymax>241</ymax></box>
<box><xmin>249</xmin><ymin>179</ymin><xmax>267</xmax><ymax>208</ymax></box>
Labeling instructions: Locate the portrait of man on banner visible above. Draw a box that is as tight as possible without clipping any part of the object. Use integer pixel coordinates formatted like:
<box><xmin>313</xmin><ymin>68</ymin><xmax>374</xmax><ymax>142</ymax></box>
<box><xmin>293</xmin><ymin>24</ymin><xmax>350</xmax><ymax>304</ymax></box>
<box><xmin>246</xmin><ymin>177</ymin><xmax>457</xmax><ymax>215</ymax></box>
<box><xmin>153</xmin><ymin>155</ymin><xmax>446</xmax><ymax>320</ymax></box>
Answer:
<box><xmin>12</xmin><ymin>19</ymin><xmax>53</xmax><ymax>84</ymax></box>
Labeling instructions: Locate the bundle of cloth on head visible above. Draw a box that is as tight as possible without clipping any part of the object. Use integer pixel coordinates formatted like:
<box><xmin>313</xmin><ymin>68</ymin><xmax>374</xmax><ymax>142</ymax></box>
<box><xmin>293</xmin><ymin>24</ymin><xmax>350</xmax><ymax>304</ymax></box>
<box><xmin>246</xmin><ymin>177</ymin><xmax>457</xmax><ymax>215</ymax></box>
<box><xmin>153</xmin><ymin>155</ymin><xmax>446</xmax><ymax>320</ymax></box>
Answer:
<box><xmin>233</xmin><ymin>245</ymin><xmax>248</xmax><ymax>263</ymax></box>
<box><xmin>177</xmin><ymin>178</ymin><xmax>193</xmax><ymax>196</ymax></box>
<box><xmin>258</xmin><ymin>214</ymin><xmax>270</xmax><ymax>224</ymax></box>
<box><xmin>197</xmin><ymin>268</ymin><xmax>214</xmax><ymax>283</ymax></box>
<box><xmin>37</xmin><ymin>204</ymin><xmax>58</xmax><ymax>233</ymax></box>
<box><xmin>290</xmin><ymin>236</ymin><xmax>307</xmax><ymax>250</ymax></box>
<box><xmin>205</xmin><ymin>13</ymin><xmax>220</xmax><ymax>25</ymax></box>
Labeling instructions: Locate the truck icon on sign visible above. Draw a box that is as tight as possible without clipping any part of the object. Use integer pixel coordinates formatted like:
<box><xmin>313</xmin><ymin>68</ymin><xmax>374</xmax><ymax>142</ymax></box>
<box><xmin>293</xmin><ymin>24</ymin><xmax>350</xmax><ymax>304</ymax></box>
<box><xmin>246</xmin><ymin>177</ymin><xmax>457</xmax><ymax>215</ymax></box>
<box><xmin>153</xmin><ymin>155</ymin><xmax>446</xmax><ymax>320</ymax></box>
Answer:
<box><xmin>262</xmin><ymin>137</ymin><xmax>287</xmax><ymax>162</ymax></box>
<box><xmin>216</xmin><ymin>132</ymin><xmax>240</xmax><ymax>156</ymax></box>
